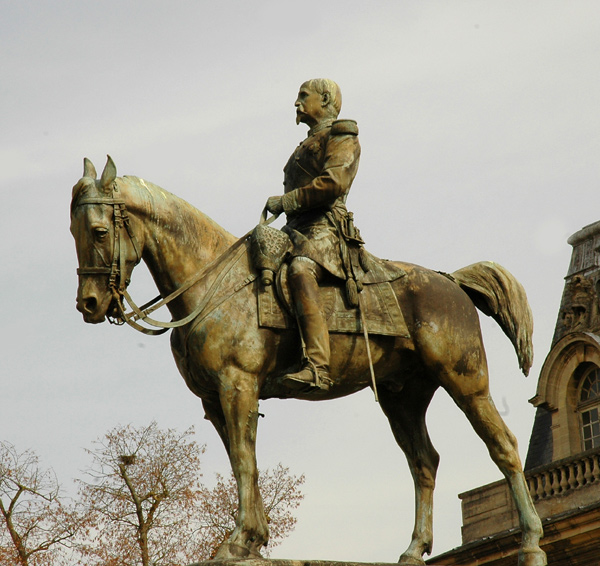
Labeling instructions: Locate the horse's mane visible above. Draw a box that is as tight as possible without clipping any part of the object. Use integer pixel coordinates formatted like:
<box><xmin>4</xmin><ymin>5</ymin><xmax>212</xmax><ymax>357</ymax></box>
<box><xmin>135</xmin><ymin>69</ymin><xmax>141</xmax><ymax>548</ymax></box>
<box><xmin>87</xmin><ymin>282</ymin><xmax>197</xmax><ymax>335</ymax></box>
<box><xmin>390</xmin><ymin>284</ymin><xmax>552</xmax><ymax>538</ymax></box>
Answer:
<box><xmin>70</xmin><ymin>173</ymin><xmax>175</xmax><ymax>213</ymax></box>
<box><xmin>119</xmin><ymin>175</ymin><xmax>235</xmax><ymax>242</ymax></box>
<box><xmin>71</xmin><ymin>171</ymin><xmax>235</xmax><ymax>247</ymax></box>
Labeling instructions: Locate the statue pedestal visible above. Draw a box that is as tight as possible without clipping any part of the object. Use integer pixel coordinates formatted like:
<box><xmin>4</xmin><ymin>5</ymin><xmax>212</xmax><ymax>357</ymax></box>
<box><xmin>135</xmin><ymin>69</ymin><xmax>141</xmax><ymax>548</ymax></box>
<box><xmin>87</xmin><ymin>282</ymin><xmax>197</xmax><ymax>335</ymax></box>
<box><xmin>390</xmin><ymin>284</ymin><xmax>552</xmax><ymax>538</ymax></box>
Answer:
<box><xmin>188</xmin><ymin>559</ymin><xmax>442</xmax><ymax>566</ymax></box>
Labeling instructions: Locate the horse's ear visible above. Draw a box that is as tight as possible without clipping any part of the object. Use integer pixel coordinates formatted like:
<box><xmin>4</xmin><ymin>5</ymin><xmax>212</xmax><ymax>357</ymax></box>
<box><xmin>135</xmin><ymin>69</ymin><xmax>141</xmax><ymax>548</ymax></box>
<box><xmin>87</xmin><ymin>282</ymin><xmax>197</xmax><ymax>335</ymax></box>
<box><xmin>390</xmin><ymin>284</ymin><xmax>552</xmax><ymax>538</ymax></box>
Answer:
<box><xmin>83</xmin><ymin>157</ymin><xmax>97</xmax><ymax>179</ymax></box>
<box><xmin>100</xmin><ymin>155</ymin><xmax>117</xmax><ymax>190</ymax></box>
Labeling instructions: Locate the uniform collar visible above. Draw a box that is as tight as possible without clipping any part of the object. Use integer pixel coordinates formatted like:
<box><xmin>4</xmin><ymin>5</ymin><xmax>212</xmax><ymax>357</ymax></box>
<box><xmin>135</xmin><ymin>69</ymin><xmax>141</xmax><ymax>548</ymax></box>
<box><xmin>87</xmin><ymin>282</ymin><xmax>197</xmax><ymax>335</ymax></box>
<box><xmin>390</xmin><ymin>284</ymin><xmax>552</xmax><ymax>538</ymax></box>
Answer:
<box><xmin>308</xmin><ymin>119</ymin><xmax>334</xmax><ymax>137</ymax></box>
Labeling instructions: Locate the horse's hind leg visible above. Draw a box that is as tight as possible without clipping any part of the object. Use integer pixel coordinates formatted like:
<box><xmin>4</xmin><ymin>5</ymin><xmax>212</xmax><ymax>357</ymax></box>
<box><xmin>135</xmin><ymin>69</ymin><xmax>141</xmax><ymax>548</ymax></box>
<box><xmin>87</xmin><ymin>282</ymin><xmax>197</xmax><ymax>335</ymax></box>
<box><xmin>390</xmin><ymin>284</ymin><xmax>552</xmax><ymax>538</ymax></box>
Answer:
<box><xmin>444</xmin><ymin>373</ymin><xmax>547</xmax><ymax>566</ymax></box>
<box><xmin>379</xmin><ymin>379</ymin><xmax>439</xmax><ymax>566</ymax></box>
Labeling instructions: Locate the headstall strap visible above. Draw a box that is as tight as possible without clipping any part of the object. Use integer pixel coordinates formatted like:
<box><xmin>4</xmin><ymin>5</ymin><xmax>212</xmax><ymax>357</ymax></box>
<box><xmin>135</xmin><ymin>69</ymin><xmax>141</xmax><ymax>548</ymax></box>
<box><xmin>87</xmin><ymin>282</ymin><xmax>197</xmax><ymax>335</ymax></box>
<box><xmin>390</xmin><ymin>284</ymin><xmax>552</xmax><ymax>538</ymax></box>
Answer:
<box><xmin>109</xmin><ymin>202</ymin><xmax>122</xmax><ymax>292</ymax></box>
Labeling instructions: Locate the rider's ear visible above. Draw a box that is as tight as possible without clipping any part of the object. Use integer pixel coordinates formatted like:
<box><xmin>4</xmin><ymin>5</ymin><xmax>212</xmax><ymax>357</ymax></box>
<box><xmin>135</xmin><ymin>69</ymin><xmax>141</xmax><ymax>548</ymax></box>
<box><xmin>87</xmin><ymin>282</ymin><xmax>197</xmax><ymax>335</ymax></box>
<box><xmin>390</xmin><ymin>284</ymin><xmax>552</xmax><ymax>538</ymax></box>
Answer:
<box><xmin>100</xmin><ymin>155</ymin><xmax>117</xmax><ymax>191</ymax></box>
<box><xmin>321</xmin><ymin>92</ymin><xmax>330</xmax><ymax>107</ymax></box>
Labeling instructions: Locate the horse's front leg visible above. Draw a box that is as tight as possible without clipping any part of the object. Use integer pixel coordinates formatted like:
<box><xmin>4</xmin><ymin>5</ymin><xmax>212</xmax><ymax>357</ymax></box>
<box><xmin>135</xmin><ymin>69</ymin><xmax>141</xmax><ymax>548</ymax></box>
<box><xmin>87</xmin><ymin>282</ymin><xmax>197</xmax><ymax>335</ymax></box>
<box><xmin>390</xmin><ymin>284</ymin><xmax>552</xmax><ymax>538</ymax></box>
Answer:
<box><xmin>213</xmin><ymin>368</ymin><xmax>268</xmax><ymax>559</ymax></box>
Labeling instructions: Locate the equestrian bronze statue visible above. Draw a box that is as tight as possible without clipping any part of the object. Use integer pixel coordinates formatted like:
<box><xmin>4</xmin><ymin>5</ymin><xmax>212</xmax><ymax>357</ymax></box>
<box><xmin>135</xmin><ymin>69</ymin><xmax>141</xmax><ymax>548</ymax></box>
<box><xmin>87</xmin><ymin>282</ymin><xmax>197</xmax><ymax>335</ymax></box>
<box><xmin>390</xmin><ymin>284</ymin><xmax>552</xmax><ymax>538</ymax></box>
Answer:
<box><xmin>264</xmin><ymin>78</ymin><xmax>362</xmax><ymax>392</ymax></box>
<box><xmin>70</xmin><ymin>80</ymin><xmax>547</xmax><ymax>566</ymax></box>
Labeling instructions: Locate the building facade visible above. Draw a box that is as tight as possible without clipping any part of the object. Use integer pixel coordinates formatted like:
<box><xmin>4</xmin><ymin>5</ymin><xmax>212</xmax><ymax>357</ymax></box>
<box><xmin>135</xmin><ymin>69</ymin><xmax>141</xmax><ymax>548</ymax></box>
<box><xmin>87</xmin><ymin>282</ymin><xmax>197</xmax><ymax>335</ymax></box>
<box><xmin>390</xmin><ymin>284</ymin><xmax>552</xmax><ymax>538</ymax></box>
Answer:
<box><xmin>429</xmin><ymin>221</ymin><xmax>600</xmax><ymax>565</ymax></box>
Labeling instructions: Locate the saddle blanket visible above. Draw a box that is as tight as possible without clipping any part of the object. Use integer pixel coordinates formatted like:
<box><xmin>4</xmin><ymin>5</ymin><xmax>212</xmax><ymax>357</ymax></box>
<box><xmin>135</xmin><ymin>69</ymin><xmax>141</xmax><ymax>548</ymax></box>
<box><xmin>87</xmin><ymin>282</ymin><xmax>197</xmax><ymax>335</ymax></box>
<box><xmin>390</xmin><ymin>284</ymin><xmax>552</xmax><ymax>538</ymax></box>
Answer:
<box><xmin>257</xmin><ymin>278</ymin><xmax>410</xmax><ymax>338</ymax></box>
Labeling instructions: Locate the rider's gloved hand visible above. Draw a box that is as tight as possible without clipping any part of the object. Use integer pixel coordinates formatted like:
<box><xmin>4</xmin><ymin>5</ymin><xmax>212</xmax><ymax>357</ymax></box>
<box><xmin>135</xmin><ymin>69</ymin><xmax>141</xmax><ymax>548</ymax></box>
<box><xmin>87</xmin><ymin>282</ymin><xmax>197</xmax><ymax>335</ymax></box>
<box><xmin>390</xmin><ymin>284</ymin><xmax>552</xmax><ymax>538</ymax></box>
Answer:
<box><xmin>265</xmin><ymin>196</ymin><xmax>284</xmax><ymax>216</ymax></box>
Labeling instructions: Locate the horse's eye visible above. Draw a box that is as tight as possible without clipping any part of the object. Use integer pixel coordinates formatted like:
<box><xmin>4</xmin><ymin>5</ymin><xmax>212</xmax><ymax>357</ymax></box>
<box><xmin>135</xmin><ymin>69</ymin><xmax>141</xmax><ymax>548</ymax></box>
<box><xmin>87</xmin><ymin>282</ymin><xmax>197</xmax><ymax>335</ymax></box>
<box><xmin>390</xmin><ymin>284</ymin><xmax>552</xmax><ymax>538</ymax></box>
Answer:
<box><xmin>94</xmin><ymin>227</ymin><xmax>109</xmax><ymax>241</ymax></box>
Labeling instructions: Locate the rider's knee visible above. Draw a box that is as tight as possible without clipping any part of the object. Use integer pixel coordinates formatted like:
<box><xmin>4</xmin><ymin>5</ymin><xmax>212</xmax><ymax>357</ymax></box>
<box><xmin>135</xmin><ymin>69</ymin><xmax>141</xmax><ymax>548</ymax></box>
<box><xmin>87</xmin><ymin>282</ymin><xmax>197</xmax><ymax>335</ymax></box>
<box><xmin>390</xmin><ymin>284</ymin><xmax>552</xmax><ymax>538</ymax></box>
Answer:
<box><xmin>288</xmin><ymin>256</ymin><xmax>321</xmax><ymax>280</ymax></box>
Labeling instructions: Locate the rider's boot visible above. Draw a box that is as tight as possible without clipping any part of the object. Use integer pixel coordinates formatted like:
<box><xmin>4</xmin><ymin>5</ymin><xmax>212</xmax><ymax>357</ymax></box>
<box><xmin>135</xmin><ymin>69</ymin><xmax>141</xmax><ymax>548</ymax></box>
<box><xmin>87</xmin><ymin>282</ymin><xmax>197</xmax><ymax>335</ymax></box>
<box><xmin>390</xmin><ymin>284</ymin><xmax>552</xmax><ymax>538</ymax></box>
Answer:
<box><xmin>282</xmin><ymin>261</ymin><xmax>332</xmax><ymax>391</ymax></box>
<box><xmin>283</xmin><ymin>307</ymin><xmax>332</xmax><ymax>390</ymax></box>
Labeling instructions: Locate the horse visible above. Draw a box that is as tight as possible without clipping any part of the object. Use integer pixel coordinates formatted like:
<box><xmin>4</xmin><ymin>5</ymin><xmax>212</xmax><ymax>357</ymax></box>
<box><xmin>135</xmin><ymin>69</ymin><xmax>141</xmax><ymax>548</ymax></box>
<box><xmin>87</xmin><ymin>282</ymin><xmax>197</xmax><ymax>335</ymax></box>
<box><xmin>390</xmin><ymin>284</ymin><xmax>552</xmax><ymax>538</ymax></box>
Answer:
<box><xmin>70</xmin><ymin>156</ymin><xmax>546</xmax><ymax>566</ymax></box>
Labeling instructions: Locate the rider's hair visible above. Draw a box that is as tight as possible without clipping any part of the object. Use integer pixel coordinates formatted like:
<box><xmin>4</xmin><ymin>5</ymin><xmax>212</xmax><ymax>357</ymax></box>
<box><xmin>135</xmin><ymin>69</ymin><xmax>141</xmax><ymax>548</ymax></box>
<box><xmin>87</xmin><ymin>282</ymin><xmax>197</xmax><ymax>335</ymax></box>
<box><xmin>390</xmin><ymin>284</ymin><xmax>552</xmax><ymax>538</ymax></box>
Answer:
<box><xmin>306</xmin><ymin>78</ymin><xmax>342</xmax><ymax>117</ymax></box>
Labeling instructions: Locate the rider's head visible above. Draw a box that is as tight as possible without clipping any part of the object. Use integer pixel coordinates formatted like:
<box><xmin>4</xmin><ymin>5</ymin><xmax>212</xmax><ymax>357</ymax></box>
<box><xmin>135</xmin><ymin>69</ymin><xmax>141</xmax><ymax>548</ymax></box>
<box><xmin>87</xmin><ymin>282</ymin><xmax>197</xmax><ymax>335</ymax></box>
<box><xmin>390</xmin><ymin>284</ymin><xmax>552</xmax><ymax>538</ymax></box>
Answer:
<box><xmin>295</xmin><ymin>78</ymin><xmax>342</xmax><ymax>127</ymax></box>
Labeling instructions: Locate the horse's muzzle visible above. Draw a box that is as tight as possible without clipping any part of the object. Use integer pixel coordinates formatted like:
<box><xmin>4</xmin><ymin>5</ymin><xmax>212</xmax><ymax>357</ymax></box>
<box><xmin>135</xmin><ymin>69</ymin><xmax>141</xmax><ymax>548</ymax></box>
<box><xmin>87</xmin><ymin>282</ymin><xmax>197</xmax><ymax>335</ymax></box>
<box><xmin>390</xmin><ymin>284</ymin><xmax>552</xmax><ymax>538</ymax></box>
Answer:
<box><xmin>76</xmin><ymin>294</ymin><xmax>107</xmax><ymax>324</ymax></box>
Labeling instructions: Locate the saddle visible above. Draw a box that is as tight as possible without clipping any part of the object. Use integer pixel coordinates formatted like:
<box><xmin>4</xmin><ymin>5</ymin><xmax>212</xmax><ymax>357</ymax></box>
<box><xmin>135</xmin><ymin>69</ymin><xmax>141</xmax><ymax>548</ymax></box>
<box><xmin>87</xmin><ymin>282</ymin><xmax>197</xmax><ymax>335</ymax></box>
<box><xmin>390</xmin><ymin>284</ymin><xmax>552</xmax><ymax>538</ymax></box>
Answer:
<box><xmin>251</xmin><ymin>224</ymin><xmax>410</xmax><ymax>337</ymax></box>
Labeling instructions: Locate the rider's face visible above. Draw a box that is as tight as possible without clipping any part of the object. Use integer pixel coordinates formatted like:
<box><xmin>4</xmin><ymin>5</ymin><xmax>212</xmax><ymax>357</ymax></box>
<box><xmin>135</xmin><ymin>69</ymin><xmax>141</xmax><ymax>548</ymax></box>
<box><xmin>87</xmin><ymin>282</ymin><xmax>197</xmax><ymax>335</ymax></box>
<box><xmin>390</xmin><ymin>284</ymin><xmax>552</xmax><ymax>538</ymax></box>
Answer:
<box><xmin>295</xmin><ymin>83</ymin><xmax>325</xmax><ymax>127</ymax></box>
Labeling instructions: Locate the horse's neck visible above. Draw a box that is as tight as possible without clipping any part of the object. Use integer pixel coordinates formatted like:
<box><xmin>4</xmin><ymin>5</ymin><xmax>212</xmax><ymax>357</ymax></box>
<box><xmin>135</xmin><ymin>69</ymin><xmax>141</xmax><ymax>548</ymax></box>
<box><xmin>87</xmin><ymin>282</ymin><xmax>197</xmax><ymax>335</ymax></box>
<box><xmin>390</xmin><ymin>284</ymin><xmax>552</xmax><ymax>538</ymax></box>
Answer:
<box><xmin>123</xmin><ymin>177</ymin><xmax>237</xmax><ymax>299</ymax></box>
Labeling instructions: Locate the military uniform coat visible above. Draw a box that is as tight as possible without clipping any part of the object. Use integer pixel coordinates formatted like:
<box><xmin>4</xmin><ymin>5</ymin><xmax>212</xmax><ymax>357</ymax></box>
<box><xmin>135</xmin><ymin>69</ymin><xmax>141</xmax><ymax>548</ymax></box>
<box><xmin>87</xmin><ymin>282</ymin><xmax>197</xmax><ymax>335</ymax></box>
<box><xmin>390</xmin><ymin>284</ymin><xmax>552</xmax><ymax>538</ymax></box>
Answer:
<box><xmin>281</xmin><ymin>118</ymin><xmax>361</xmax><ymax>280</ymax></box>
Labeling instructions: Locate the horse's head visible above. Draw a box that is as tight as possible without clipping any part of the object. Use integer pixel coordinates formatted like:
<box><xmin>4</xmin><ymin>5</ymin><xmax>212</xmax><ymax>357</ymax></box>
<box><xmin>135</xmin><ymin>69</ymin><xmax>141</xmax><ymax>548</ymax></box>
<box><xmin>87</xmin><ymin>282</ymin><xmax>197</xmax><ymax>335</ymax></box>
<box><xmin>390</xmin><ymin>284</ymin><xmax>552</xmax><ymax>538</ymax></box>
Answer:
<box><xmin>70</xmin><ymin>156</ymin><xmax>141</xmax><ymax>324</ymax></box>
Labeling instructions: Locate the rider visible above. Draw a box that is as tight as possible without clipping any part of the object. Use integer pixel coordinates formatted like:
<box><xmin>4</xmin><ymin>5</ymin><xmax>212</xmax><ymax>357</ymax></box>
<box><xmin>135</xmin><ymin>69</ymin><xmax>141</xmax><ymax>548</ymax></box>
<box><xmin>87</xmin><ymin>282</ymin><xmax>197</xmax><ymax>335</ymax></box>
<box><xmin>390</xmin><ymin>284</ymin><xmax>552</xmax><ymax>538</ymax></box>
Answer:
<box><xmin>265</xmin><ymin>78</ymin><xmax>361</xmax><ymax>391</ymax></box>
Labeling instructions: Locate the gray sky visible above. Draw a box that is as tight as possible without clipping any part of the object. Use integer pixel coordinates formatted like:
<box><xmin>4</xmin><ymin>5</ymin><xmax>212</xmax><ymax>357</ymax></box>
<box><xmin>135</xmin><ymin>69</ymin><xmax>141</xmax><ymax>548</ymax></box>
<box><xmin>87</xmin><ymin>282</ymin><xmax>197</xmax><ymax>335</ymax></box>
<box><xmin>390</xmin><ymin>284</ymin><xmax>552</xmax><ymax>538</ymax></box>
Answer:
<box><xmin>2</xmin><ymin>0</ymin><xmax>599</xmax><ymax>561</ymax></box>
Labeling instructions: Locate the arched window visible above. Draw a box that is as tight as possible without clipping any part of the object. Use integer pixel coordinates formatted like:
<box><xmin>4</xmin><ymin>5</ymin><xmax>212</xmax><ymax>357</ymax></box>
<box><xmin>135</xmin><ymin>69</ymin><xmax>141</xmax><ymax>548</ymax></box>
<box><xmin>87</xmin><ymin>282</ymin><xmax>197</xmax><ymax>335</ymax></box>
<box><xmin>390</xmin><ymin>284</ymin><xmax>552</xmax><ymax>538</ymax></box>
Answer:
<box><xmin>578</xmin><ymin>365</ymin><xmax>600</xmax><ymax>451</ymax></box>
<box><xmin>530</xmin><ymin>333</ymin><xmax>600</xmax><ymax>463</ymax></box>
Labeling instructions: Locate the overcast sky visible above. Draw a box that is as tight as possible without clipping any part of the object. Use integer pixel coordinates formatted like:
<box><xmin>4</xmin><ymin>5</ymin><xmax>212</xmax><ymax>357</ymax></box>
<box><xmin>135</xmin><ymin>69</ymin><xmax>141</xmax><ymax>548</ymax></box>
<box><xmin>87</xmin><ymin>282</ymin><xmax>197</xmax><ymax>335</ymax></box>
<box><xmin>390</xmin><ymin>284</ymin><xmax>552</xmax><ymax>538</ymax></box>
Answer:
<box><xmin>2</xmin><ymin>1</ymin><xmax>600</xmax><ymax>562</ymax></box>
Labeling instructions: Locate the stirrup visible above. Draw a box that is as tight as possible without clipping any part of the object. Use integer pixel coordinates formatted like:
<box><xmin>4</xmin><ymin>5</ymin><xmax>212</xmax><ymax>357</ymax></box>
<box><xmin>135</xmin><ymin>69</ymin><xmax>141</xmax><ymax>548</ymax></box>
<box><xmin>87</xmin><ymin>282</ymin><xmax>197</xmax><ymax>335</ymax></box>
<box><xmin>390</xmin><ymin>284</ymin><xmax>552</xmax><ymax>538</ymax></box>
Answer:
<box><xmin>281</xmin><ymin>365</ymin><xmax>332</xmax><ymax>391</ymax></box>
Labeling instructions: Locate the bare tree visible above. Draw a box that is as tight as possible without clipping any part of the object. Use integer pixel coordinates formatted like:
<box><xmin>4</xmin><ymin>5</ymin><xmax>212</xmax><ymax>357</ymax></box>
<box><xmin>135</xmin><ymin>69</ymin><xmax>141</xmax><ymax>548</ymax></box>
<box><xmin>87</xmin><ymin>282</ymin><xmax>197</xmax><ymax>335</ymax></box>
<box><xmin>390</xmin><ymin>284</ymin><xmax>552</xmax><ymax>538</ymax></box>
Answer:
<box><xmin>78</xmin><ymin>422</ymin><xmax>305</xmax><ymax>565</ymax></box>
<box><xmin>198</xmin><ymin>464</ymin><xmax>305</xmax><ymax>558</ymax></box>
<box><xmin>0</xmin><ymin>441</ymin><xmax>80</xmax><ymax>566</ymax></box>
<box><xmin>78</xmin><ymin>421</ymin><xmax>206</xmax><ymax>566</ymax></box>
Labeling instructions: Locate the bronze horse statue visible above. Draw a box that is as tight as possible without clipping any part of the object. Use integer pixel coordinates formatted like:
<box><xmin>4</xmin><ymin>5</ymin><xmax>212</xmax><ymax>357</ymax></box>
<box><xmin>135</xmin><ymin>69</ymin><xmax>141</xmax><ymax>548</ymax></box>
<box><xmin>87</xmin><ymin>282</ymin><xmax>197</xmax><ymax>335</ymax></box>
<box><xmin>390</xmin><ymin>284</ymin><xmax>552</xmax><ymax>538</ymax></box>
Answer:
<box><xmin>70</xmin><ymin>156</ymin><xmax>546</xmax><ymax>566</ymax></box>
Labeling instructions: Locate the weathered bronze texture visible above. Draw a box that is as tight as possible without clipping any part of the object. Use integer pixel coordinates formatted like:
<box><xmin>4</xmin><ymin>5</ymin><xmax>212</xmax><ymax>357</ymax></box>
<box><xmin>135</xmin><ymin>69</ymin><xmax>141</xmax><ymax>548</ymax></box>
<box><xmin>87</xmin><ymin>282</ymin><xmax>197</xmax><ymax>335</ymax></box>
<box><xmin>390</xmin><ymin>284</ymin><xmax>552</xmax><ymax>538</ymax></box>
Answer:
<box><xmin>70</xmin><ymin>157</ymin><xmax>545</xmax><ymax>565</ymax></box>
<box><xmin>265</xmin><ymin>79</ymin><xmax>362</xmax><ymax>390</ymax></box>
<box><xmin>70</xmin><ymin>82</ymin><xmax>546</xmax><ymax>566</ymax></box>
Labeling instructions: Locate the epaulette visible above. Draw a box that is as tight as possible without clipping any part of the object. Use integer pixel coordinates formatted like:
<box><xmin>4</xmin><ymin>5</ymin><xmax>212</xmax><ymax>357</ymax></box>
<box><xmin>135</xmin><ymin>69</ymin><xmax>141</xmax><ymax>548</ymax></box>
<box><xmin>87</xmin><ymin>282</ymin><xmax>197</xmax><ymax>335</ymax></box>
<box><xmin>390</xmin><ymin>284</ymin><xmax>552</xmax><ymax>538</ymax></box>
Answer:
<box><xmin>331</xmin><ymin>119</ymin><xmax>359</xmax><ymax>136</ymax></box>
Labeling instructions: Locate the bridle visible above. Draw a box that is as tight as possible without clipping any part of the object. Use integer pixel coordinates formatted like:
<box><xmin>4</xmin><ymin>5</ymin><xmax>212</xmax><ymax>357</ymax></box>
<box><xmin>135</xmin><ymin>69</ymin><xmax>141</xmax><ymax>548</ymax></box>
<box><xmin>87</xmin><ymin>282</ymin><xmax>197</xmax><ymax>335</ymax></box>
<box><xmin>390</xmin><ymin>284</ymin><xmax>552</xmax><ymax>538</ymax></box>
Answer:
<box><xmin>73</xmin><ymin>189</ymin><xmax>152</xmax><ymax>330</ymax></box>
<box><xmin>74</xmin><ymin>187</ymin><xmax>276</xmax><ymax>336</ymax></box>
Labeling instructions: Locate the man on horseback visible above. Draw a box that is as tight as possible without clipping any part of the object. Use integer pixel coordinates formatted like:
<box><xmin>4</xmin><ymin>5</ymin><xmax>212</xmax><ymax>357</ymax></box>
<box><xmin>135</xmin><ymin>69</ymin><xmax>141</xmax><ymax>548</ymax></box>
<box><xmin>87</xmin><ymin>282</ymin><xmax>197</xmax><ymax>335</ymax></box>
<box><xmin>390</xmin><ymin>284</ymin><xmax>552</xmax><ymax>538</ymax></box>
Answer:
<box><xmin>265</xmin><ymin>78</ymin><xmax>362</xmax><ymax>391</ymax></box>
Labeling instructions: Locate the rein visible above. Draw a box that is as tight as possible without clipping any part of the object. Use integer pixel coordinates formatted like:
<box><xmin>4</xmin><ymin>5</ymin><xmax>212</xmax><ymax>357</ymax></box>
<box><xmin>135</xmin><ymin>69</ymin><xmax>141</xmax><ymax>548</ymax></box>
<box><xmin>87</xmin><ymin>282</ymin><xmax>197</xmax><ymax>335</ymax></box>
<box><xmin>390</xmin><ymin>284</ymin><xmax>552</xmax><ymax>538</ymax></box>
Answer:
<box><xmin>75</xmin><ymin>190</ymin><xmax>277</xmax><ymax>336</ymax></box>
<box><xmin>119</xmin><ymin>240</ymin><xmax>249</xmax><ymax>335</ymax></box>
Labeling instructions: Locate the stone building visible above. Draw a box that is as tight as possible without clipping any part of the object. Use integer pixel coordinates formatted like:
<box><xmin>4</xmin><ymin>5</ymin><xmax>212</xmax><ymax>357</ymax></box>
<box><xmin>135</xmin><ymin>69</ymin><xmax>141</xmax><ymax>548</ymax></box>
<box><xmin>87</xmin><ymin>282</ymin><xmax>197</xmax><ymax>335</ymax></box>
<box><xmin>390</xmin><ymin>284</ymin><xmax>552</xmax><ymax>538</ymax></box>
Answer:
<box><xmin>429</xmin><ymin>221</ymin><xmax>600</xmax><ymax>565</ymax></box>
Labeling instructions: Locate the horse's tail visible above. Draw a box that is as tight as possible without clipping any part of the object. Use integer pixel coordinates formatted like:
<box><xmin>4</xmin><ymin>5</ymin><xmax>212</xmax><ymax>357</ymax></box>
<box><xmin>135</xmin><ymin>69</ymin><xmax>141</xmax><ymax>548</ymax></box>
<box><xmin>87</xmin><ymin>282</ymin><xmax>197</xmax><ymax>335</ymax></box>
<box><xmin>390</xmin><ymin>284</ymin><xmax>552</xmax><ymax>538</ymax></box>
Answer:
<box><xmin>451</xmin><ymin>261</ymin><xmax>533</xmax><ymax>376</ymax></box>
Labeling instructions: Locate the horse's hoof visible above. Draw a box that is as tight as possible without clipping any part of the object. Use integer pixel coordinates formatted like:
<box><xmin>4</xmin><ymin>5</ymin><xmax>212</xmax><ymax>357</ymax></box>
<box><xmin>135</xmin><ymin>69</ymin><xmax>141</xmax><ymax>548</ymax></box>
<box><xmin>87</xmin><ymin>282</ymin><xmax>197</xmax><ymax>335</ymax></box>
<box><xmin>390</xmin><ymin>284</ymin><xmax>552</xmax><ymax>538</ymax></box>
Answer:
<box><xmin>518</xmin><ymin>548</ymin><xmax>547</xmax><ymax>566</ymax></box>
<box><xmin>398</xmin><ymin>554</ymin><xmax>425</xmax><ymax>566</ymax></box>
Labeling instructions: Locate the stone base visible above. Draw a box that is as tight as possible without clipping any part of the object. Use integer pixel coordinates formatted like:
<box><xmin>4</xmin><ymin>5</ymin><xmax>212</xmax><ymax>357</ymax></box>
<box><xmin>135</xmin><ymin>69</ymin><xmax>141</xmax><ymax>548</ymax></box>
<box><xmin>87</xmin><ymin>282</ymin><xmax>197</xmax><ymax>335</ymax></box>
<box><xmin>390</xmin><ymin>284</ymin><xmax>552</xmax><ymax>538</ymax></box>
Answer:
<box><xmin>187</xmin><ymin>560</ymin><xmax>444</xmax><ymax>566</ymax></box>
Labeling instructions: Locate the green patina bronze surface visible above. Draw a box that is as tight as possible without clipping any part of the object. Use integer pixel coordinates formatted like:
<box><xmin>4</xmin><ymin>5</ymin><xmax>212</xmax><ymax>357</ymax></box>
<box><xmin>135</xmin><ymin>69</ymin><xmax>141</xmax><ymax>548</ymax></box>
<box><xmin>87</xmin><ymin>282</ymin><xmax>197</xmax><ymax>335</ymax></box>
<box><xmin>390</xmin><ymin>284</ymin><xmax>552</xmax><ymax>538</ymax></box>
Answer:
<box><xmin>70</xmin><ymin>81</ymin><xmax>546</xmax><ymax>566</ymax></box>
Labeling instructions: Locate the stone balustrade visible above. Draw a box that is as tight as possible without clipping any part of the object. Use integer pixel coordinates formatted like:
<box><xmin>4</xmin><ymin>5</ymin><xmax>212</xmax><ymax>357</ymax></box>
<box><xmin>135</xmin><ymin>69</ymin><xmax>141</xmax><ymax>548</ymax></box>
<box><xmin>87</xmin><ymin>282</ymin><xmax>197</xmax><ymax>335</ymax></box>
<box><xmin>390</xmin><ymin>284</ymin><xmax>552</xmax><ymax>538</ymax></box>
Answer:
<box><xmin>459</xmin><ymin>446</ymin><xmax>600</xmax><ymax>544</ymax></box>
<box><xmin>526</xmin><ymin>449</ymin><xmax>600</xmax><ymax>501</ymax></box>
